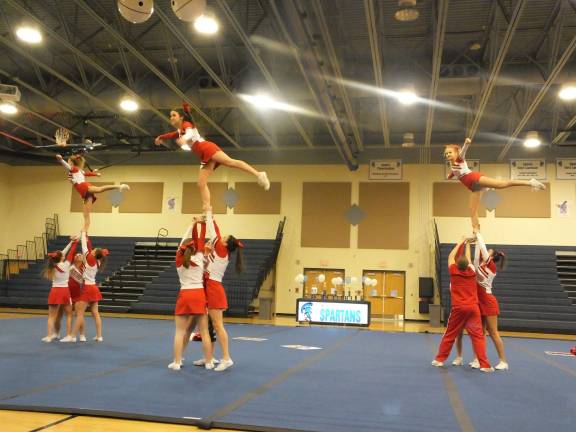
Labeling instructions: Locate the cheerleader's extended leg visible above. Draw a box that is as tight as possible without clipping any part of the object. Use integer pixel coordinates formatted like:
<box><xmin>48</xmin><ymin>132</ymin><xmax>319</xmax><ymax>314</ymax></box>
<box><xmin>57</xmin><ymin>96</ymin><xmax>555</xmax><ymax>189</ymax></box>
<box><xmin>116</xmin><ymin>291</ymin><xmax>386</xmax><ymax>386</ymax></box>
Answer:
<box><xmin>198</xmin><ymin>162</ymin><xmax>215</xmax><ymax>212</ymax></box>
<box><xmin>211</xmin><ymin>151</ymin><xmax>270</xmax><ymax>190</ymax></box>
<box><xmin>478</xmin><ymin>176</ymin><xmax>545</xmax><ymax>190</ymax></box>
<box><xmin>469</xmin><ymin>191</ymin><xmax>482</xmax><ymax>233</ymax></box>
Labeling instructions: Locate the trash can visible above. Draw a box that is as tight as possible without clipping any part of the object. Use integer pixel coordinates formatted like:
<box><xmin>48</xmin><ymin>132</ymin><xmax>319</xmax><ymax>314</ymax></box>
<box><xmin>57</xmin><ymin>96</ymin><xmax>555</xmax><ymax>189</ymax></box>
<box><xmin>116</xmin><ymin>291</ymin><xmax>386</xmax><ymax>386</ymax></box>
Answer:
<box><xmin>429</xmin><ymin>304</ymin><xmax>442</xmax><ymax>327</ymax></box>
<box><xmin>259</xmin><ymin>297</ymin><xmax>274</xmax><ymax>320</ymax></box>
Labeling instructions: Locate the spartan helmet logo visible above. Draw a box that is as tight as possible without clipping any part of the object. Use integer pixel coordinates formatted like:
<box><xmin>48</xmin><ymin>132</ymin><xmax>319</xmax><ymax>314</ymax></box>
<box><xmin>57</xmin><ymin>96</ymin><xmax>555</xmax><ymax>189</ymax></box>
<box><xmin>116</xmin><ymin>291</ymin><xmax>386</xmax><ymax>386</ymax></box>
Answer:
<box><xmin>300</xmin><ymin>302</ymin><xmax>313</xmax><ymax>321</ymax></box>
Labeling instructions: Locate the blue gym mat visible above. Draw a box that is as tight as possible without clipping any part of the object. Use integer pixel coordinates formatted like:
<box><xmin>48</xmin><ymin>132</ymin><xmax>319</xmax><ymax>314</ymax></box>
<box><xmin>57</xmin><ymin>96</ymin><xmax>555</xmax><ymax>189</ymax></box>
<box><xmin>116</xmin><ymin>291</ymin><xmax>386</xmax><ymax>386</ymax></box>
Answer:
<box><xmin>0</xmin><ymin>317</ymin><xmax>574</xmax><ymax>431</ymax></box>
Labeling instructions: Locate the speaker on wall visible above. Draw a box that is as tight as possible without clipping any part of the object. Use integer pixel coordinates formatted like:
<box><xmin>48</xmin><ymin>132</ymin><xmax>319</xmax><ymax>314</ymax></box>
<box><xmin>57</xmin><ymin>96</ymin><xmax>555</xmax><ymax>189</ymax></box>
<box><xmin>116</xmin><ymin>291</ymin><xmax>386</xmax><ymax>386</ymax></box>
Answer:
<box><xmin>419</xmin><ymin>277</ymin><xmax>434</xmax><ymax>298</ymax></box>
<box><xmin>419</xmin><ymin>300</ymin><xmax>430</xmax><ymax>314</ymax></box>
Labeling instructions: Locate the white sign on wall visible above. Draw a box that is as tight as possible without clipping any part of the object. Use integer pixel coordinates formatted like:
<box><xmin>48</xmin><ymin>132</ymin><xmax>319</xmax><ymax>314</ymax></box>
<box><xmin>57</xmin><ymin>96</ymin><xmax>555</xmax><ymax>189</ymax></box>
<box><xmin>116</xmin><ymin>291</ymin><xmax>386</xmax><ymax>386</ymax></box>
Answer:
<box><xmin>556</xmin><ymin>201</ymin><xmax>570</xmax><ymax>218</ymax></box>
<box><xmin>510</xmin><ymin>159</ymin><xmax>546</xmax><ymax>180</ymax></box>
<box><xmin>444</xmin><ymin>160</ymin><xmax>480</xmax><ymax>179</ymax></box>
<box><xmin>369</xmin><ymin>160</ymin><xmax>402</xmax><ymax>180</ymax></box>
<box><xmin>556</xmin><ymin>159</ymin><xmax>576</xmax><ymax>180</ymax></box>
<box><xmin>297</xmin><ymin>299</ymin><xmax>370</xmax><ymax>326</ymax></box>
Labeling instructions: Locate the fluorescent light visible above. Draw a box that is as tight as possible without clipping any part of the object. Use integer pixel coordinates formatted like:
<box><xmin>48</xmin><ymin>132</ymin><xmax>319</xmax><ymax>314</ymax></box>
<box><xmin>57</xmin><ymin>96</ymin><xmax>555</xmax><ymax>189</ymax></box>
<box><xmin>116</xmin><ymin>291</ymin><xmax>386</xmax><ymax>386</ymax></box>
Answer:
<box><xmin>238</xmin><ymin>93</ymin><xmax>323</xmax><ymax>118</ymax></box>
<box><xmin>119</xmin><ymin>98</ymin><xmax>139</xmax><ymax>112</ymax></box>
<box><xmin>524</xmin><ymin>131</ymin><xmax>541</xmax><ymax>148</ymax></box>
<box><xmin>397</xmin><ymin>90</ymin><xmax>418</xmax><ymax>105</ymax></box>
<box><xmin>395</xmin><ymin>0</ymin><xmax>419</xmax><ymax>22</ymax></box>
<box><xmin>16</xmin><ymin>26</ymin><xmax>42</xmax><ymax>44</ymax></box>
<box><xmin>0</xmin><ymin>103</ymin><xmax>18</xmax><ymax>115</ymax></box>
<box><xmin>559</xmin><ymin>85</ymin><xmax>576</xmax><ymax>101</ymax></box>
<box><xmin>181</xmin><ymin>143</ymin><xmax>191</xmax><ymax>151</ymax></box>
<box><xmin>194</xmin><ymin>15</ymin><xmax>219</xmax><ymax>35</ymax></box>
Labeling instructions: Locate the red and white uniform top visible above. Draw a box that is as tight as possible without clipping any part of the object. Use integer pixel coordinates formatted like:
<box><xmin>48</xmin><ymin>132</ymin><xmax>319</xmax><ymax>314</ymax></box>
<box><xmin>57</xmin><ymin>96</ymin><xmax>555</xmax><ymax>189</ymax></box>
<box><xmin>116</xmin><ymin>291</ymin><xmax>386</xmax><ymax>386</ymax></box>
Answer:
<box><xmin>447</xmin><ymin>141</ymin><xmax>471</xmax><ymax>179</ymax></box>
<box><xmin>69</xmin><ymin>264</ymin><xmax>84</xmax><ymax>286</ymax></box>
<box><xmin>474</xmin><ymin>232</ymin><xmax>497</xmax><ymax>294</ymax></box>
<box><xmin>58</xmin><ymin>159</ymin><xmax>99</xmax><ymax>185</ymax></box>
<box><xmin>51</xmin><ymin>240</ymin><xmax>78</xmax><ymax>287</ymax></box>
<box><xmin>81</xmin><ymin>232</ymin><xmax>100</xmax><ymax>285</ymax></box>
<box><xmin>204</xmin><ymin>213</ymin><xmax>229</xmax><ymax>283</ymax></box>
<box><xmin>175</xmin><ymin>223</ymin><xmax>206</xmax><ymax>290</ymax></box>
<box><xmin>158</xmin><ymin>121</ymin><xmax>204</xmax><ymax>146</ymax></box>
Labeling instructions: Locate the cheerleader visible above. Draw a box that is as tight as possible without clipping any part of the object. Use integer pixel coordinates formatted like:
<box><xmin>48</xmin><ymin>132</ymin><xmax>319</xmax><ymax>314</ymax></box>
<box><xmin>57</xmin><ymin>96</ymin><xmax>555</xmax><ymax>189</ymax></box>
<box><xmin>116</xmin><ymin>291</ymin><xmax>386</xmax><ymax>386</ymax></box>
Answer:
<box><xmin>453</xmin><ymin>232</ymin><xmax>509</xmax><ymax>370</ymax></box>
<box><xmin>68</xmin><ymin>252</ymin><xmax>87</xmax><ymax>341</ymax></box>
<box><xmin>41</xmin><ymin>238</ymin><xmax>78</xmax><ymax>342</ymax></box>
<box><xmin>192</xmin><ymin>210</ymin><xmax>243</xmax><ymax>371</ymax></box>
<box><xmin>56</xmin><ymin>154</ymin><xmax>130</xmax><ymax>231</ymax></box>
<box><xmin>61</xmin><ymin>231</ymin><xmax>106</xmax><ymax>342</ymax></box>
<box><xmin>431</xmin><ymin>238</ymin><xmax>493</xmax><ymax>372</ymax></box>
<box><xmin>445</xmin><ymin>138</ymin><xmax>545</xmax><ymax>232</ymax></box>
<box><xmin>170</xmin><ymin>219</ymin><xmax>213</xmax><ymax>371</ymax></box>
<box><xmin>154</xmin><ymin>104</ymin><xmax>270</xmax><ymax>211</ymax></box>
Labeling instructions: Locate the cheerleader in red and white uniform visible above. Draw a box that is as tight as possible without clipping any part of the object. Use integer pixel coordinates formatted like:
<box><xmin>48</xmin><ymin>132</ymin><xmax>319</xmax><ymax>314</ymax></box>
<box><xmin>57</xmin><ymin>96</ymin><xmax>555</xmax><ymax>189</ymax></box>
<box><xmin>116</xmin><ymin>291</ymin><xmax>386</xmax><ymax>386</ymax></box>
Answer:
<box><xmin>154</xmin><ymin>104</ymin><xmax>270</xmax><ymax>212</ymax></box>
<box><xmin>445</xmin><ymin>138</ymin><xmax>545</xmax><ymax>232</ymax></box>
<box><xmin>56</xmin><ymin>154</ymin><xmax>130</xmax><ymax>231</ymax></box>
<box><xmin>454</xmin><ymin>232</ymin><xmax>509</xmax><ymax>370</ymax></box>
<box><xmin>61</xmin><ymin>231</ymin><xmax>106</xmax><ymax>343</ymax></box>
<box><xmin>68</xmin><ymin>252</ymin><xmax>87</xmax><ymax>341</ymax></box>
<box><xmin>192</xmin><ymin>210</ymin><xmax>243</xmax><ymax>371</ymax></box>
<box><xmin>169</xmin><ymin>220</ymin><xmax>214</xmax><ymax>371</ymax></box>
<box><xmin>42</xmin><ymin>238</ymin><xmax>78</xmax><ymax>342</ymax></box>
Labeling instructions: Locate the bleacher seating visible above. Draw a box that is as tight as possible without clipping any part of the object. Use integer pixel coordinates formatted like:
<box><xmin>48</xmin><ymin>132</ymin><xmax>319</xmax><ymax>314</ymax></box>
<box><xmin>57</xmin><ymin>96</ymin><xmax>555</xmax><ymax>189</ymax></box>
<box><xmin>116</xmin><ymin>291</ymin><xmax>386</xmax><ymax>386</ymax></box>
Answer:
<box><xmin>439</xmin><ymin>243</ymin><xmax>576</xmax><ymax>334</ymax></box>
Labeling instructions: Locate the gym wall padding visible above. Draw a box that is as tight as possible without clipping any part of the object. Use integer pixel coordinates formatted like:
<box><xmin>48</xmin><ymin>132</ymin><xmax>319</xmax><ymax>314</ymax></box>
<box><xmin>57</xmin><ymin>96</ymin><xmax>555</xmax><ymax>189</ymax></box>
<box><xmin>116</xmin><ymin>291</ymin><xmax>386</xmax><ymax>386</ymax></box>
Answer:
<box><xmin>181</xmin><ymin>182</ymin><xmax>228</xmax><ymax>214</ymax></box>
<box><xmin>358</xmin><ymin>182</ymin><xmax>410</xmax><ymax>249</ymax></box>
<box><xmin>70</xmin><ymin>182</ymin><xmax>113</xmax><ymax>213</ymax></box>
<box><xmin>495</xmin><ymin>184</ymin><xmax>551</xmax><ymax>218</ymax></box>
<box><xmin>301</xmin><ymin>182</ymin><xmax>351</xmax><ymax>248</ymax></box>
<box><xmin>234</xmin><ymin>182</ymin><xmax>281</xmax><ymax>214</ymax></box>
<box><xmin>433</xmin><ymin>182</ymin><xmax>487</xmax><ymax>217</ymax></box>
<box><xmin>118</xmin><ymin>182</ymin><xmax>164</xmax><ymax>213</ymax></box>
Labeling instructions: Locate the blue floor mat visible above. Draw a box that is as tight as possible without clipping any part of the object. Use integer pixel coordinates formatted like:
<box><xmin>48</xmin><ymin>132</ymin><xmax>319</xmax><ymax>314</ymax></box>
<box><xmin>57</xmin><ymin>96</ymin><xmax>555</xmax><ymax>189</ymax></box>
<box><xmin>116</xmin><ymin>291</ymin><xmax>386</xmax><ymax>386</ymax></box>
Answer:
<box><xmin>0</xmin><ymin>317</ymin><xmax>574</xmax><ymax>431</ymax></box>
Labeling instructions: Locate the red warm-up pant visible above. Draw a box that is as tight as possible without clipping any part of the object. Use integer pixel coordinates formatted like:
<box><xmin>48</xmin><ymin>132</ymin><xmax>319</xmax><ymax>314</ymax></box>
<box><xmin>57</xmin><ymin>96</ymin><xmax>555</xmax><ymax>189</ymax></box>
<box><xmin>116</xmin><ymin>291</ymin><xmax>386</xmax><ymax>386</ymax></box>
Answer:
<box><xmin>435</xmin><ymin>304</ymin><xmax>490</xmax><ymax>369</ymax></box>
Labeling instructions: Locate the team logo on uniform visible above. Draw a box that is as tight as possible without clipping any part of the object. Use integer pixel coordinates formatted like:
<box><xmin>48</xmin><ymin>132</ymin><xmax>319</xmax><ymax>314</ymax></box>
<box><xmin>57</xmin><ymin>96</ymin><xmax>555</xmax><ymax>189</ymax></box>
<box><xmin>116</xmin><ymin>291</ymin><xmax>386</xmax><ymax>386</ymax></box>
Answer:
<box><xmin>300</xmin><ymin>302</ymin><xmax>313</xmax><ymax>321</ymax></box>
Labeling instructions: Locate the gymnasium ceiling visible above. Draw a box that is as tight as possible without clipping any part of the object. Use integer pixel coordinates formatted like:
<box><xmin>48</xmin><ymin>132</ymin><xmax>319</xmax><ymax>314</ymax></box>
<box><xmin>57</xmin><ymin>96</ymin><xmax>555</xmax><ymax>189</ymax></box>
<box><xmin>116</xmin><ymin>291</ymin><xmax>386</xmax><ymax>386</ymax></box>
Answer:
<box><xmin>1</xmin><ymin>0</ymin><xmax>576</xmax><ymax>168</ymax></box>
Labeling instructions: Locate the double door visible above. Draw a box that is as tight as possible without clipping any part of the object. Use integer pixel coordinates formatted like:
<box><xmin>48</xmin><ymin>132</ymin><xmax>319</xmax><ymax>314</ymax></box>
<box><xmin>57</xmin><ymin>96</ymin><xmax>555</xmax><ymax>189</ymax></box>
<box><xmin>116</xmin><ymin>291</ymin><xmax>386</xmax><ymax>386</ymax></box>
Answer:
<box><xmin>362</xmin><ymin>270</ymin><xmax>405</xmax><ymax>318</ymax></box>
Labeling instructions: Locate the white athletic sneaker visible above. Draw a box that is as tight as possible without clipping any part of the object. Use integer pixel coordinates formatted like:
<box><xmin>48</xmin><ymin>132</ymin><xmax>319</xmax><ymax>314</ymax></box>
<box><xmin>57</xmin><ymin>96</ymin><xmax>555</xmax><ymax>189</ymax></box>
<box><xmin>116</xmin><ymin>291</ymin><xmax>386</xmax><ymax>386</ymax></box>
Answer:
<box><xmin>168</xmin><ymin>362</ymin><xmax>181</xmax><ymax>371</ymax></box>
<box><xmin>79</xmin><ymin>335</ymin><xmax>87</xmax><ymax>342</ymax></box>
<box><xmin>469</xmin><ymin>359</ymin><xmax>480</xmax><ymax>369</ymax></box>
<box><xmin>204</xmin><ymin>360</ymin><xmax>215</xmax><ymax>370</ymax></box>
<box><xmin>119</xmin><ymin>184</ymin><xmax>131</xmax><ymax>192</ymax></box>
<box><xmin>529</xmin><ymin>178</ymin><xmax>546</xmax><ymax>190</ymax></box>
<box><xmin>60</xmin><ymin>335</ymin><xmax>77</xmax><ymax>343</ymax></box>
<box><xmin>495</xmin><ymin>361</ymin><xmax>509</xmax><ymax>371</ymax></box>
<box><xmin>193</xmin><ymin>358</ymin><xmax>220</xmax><ymax>366</ymax></box>
<box><xmin>93</xmin><ymin>336</ymin><xmax>103</xmax><ymax>342</ymax></box>
<box><xmin>257</xmin><ymin>172</ymin><xmax>270</xmax><ymax>191</ymax></box>
<box><xmin>41</xmin><ymin>336</ymin><xmax>55</xmax><ymax>343</ymax></box>
<box><xmin>452</xmin><ymin>357</ymin><xmax>464</xmax><ymax>366</ymax></box>
<box><xmin>214</xmin><ymin>359</ymin><xmax>234</xmax><ymax>372</ymax></box>
<box><xmin>480</xmin><ymin>367</ymin><xmax>495</xmax><ymax>373</ymax></box>
<box><xmin>431</xmin><ymin>360</ymin><xmax>444</xmax><ymax>367</ymax></box>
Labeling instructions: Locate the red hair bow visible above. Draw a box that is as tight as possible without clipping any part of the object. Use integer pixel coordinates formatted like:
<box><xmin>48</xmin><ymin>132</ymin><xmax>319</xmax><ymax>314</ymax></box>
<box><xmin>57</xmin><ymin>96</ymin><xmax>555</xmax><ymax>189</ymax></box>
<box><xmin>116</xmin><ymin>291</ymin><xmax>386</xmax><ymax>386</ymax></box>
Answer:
<box><xmin>47</xmin><ymin>252</ymin><xmax>59</xmax><ymax>258</ymax></box>
<box><xmin>182</xmin><ymin>102</ymin><xmax>191</xmax><ymax>114</ymax></box>
<box><xmin>101</xmin><ymin>248</ymin><xmax>110</xmax><ymax>257</ymax></box>
<box><xmin>235</xmin><ymin>240</ymin><xmax>245</xmax><ymax>248</ymax></box>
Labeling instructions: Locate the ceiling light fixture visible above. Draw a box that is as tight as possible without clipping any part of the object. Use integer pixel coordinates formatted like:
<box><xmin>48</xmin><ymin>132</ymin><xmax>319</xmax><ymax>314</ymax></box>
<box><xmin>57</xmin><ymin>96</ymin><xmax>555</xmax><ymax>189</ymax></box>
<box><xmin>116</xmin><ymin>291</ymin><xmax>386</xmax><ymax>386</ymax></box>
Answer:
<box><xmin>194</xmin><ymin>14</ymin><xmax>219</xmax><ymax>35</ymax></box>
<box><xmin>394</xmin><ymin>0</ymin><xmax>419</xmax><ymax>22</ymax></box>
<box><xmin>558</xmin><ymin>84</ymin><xmax>576</xmax><ymax>101</ymax></box>
<box><xmin>397</xmin><ymin>90</ymin><xmax>418</xmax><ymax>105</ymax></box>
<box><xmin>119</xmin><ymin>98</ymin><xmax>139</xmax><ymax>112</ymax></box>
<box><xmin>523</xmin><ymin>131</ymin><xmax>542</xmax><ymax>148</ymax></box>
<box><xmin>15</xmin><ymin>26</ymin><xmax>42</xmax><ymax>44</ymax></box>
<box><xmin>401</xmin><ymin>132</ymin><xmax>415</xmax><ymax>148</ymax></box>
<box><xmin>0</xmin><ymin>103</ymin><xmax>18</xmax><ymax>115</ymax></box>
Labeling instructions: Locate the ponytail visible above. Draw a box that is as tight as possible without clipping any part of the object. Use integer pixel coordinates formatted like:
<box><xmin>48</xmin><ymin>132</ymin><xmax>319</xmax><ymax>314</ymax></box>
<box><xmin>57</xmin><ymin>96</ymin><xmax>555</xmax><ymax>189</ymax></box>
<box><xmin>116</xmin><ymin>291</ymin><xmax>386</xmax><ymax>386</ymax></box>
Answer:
<box><xmin>93</xmin><ymin>248</ymin><xmax>109</xmax><ymax>270</ymax></box>
<box><xmin>492</xmin><ymin>251</ymin><xmax>507</xmax><ymax>271</ymax></box>
<box><xmin>43</xmin><ymin>252</ymin><xmax>62</xmax><ymax>280</ymax></box>
<box><xmin>181</xmin><ymin>238</ymin><xmax>196</xmax><ymax>269</ymax></box>
<box><xmin>226</xmin><ymin>235</ymin><xmax>244</xmax><ymax>274</ymax></box>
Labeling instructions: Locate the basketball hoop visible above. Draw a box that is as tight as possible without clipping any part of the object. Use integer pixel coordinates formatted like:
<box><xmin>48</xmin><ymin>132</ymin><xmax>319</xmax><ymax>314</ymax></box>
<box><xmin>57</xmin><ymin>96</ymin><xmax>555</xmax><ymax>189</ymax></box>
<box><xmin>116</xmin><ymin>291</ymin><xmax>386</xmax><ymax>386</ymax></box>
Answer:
<box><xmin>55</xmin><ymin>127</ymin><xmax>70</xmax><ymax>147</ymax></box>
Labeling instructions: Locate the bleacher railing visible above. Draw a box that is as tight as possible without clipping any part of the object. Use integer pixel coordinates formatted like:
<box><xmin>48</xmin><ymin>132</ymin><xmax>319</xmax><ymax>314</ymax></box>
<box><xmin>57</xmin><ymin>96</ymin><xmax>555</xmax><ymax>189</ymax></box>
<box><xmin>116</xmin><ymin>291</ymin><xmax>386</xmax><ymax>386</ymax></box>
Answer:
<box><xmin>2</xmin><ymin>214</ymin><xmax>59</xmax><ymax>280</ymax></box>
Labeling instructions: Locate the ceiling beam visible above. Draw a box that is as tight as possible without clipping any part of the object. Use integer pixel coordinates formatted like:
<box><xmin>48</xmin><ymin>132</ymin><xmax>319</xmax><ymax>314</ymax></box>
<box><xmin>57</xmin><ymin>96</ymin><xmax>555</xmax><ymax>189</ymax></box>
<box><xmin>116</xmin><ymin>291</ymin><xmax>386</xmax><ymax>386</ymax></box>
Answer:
<box><xmin>0</xmin><ymin>116</ymin><xmax>55</xmax><ymax>144</ymax></box>
<box><xmin>364</xmin><ymin>0</ymin><xmax>390</xmax><ymax>148</ymax></box>
<box><xmin>423</xmin><ymin>0</ymin><xmax>449</xmax><ymax>152</ymax></box>
<box><xmin>215</xmin><ymin>0</ymin><xmax>313</xmax><ymax>148</ymax></box>
<box><xmin>269</xmin><ymin>0</ymin><xmax>357</xmax><ymax>167</ymax></box>
<box><xmin>154</xmin><ymin>7</ymin><xmax>276</xmax><ymax>148</ymax></box>
<box><xmin>311</xmin><ymin>0</ymin><xmax>364</xmax><ymax>152</ymax></box>
<box><xmin>498</xmin><ymin>34</ymin><xmax>576</xmax><ymax>160</ymax></box>
<box><xmin>467</xmin><ymin>0</ymin><xmax>526</xmax><ymax>140</ymax></box>
<box><xmin>72</xmin><ymin>0</ymin><xmax>240</xmax><ymax>148</ymax></box>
